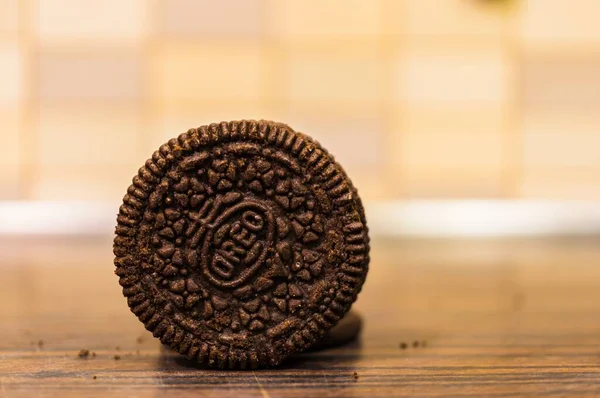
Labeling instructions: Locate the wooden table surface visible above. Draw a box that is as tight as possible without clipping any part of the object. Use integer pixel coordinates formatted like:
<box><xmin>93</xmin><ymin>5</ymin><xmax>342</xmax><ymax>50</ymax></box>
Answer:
<box><xmin>1</xmin><ymin>237</ymin><xmax>600</xmax><ymax>397</ymax></box>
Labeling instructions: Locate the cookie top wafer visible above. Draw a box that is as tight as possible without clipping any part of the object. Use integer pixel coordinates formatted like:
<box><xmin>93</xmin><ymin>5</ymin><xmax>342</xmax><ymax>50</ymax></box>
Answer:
<box><xmin>114</xmin><ymin>120</ymin><xmax>369</xmax><ymax>369</ymax></box>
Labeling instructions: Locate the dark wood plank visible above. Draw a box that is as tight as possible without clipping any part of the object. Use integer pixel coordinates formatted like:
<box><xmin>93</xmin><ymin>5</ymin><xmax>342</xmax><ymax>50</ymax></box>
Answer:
<box><xmin>1</xmin><ymin>237</ymin><xmax>600</xmax><ymax>397</ymax></box>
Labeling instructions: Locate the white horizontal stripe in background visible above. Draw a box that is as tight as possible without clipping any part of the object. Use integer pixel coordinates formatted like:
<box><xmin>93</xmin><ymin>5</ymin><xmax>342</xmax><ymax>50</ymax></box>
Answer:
<box><xmin>2</xmin><ymin>201</ymin><xmax>600</xmax><ymax>237</ymax></box>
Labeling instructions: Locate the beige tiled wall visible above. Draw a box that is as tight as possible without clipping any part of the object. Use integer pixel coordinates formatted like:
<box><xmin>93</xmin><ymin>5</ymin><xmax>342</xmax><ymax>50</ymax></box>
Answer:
<box><xmin>1</xmin><ymin>0</ymin><xmax>600</xmax><ymax>201</ymax></box>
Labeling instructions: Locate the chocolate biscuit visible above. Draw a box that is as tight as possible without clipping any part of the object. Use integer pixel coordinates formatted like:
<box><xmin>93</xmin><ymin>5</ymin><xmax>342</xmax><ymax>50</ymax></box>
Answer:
<box><xmin>114</xmin><ymin>120</ymin><xmax>369</xmax><ymax>369</ymax></box>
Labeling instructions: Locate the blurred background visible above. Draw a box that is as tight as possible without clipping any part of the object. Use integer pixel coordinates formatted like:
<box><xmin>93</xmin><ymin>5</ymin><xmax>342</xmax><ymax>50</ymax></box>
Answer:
<box><xmin>2</xmin><ymin>0</ymin><xmax>600</xmax><ymax>236</ymax></box>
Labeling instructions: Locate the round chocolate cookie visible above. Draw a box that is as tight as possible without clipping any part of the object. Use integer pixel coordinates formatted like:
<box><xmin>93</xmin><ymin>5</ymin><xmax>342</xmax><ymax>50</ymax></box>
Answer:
<box><xmin>114</xmin><ymin>120</ymin><xmax>370</xmax><ymax>369</ymax></box>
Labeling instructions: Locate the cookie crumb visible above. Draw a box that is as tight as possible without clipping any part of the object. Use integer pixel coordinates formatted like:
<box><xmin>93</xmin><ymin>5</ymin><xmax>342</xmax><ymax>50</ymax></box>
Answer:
<box><xmin>352</xmin><ymin>372</ymin><xmax>359</xmax><ymax>380</ymax></box>
<box><xmin>412</xmin><ymin>340</ymin><xmax>419</xmax><ymax>348</ymax></box>
<box><xmin>399</xmin><ymin>342</ymin><xmax>407</xmax><ymax>349</ymax></box>
<box><xmin>37</xmin><ymin>340</ymin><xmax>44</xmax><ymax>349</ymax></box>
<box><xmin>114</xmin><ymin>355</ymin><xmax>121</xmax><ymax>360</ymax></box>
<box><xmin>136</xmin><ymin>336</ymin><xmax>144</xmax><ymax>344</ymax></box>
<box><xmin>93</xmin><ymin>376</ymin><xmax>97</xmax><ymax>380</ymax></box>
<box><xmin>78</xmin><ymin>349</ymin><xmax>90</xmax><ymax>359</ymax></box>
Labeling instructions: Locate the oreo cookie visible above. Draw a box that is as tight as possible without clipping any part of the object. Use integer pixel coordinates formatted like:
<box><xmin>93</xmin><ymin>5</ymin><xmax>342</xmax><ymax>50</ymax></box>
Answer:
<box><xmin>114</xmin><ymin>120</ymin><xmax>370</xmax><ymax>369</ymax></box>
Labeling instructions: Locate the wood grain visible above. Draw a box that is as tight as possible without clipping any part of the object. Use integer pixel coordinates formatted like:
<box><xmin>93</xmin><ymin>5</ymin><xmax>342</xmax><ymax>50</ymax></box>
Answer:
<box><xmin>1</xmin><ymin>237</ymin><xmax>600</xmax><ymax>397</ymax></box>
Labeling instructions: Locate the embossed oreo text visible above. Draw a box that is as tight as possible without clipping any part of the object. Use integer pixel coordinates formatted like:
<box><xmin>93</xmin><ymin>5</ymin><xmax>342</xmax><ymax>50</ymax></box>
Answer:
<box><xmin>201</xmin><ymin>200</ymin><xmax>274</xmax><ymax>288</ymax></box>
